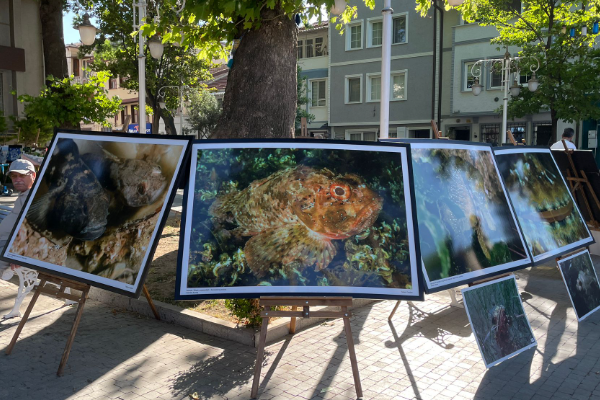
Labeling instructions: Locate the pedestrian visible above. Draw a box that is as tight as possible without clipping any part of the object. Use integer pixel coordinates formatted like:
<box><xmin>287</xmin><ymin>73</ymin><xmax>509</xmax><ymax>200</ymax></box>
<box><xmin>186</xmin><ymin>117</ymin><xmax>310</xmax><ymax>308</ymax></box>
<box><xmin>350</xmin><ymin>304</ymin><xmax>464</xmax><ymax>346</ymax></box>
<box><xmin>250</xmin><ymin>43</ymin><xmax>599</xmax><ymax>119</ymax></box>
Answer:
<box><xmin>0</xmin><ymin>159</ymin><xmax>36</xmax><ymax>279</ymax></box>
<box><xmin>550</xmin><ymin>128</ymin><xmax>576</xmax><ymax>150</ymax></box>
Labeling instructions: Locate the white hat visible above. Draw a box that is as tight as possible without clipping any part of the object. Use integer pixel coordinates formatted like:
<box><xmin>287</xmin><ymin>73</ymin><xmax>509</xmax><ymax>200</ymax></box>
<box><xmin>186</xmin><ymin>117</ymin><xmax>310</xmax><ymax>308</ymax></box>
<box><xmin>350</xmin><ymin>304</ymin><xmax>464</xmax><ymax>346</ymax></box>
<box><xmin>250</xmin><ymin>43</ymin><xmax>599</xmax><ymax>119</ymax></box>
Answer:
<box><xmin>8</xmin><ymin>159</ymin><xmax>36</xmax><ymax>175</ymax></box>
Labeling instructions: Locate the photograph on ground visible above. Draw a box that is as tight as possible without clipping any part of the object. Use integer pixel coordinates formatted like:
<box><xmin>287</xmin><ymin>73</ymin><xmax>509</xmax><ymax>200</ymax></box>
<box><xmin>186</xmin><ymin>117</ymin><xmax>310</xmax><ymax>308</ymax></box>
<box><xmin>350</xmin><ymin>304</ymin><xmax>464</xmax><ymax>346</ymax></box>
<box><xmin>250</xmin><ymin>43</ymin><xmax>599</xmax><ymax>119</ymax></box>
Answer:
<box><xmin>495</xmin><ymin>148</ymin><xmax>592</xmax><ymax>262</ymax></box>
<box><xmin>462</xmin><ymin>275</ymin><xmax>537</xmax><ymax>368</ymax></box>
<box><xmin>409</xmin><ymin>142</ymin><xmax>530</xmax><ymax>291</ymax></box>
<box><xmin>1</xmin><ymin>132</ymin><xmax>190</xmax><ymax>297</ymax></box>
<box><xmin>557</xmin><ymin>250</ymin><xmax>600</xmax><ymax>321</ymax></box>
<box><xmin>176</xmin><ymin>141</ymin><xmax>421</xmax><ymax>300</ymax></box>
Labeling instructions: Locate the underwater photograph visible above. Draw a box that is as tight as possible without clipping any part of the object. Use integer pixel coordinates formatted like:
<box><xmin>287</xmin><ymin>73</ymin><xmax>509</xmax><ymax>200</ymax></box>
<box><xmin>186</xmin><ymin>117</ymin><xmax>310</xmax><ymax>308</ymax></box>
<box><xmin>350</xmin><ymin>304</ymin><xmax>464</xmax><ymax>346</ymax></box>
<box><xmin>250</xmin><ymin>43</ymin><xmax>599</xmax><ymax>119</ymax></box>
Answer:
<box><xmin>462</xmin><ymin>276</ymin><xmax>536</xmax><ymax>368</ymax></box>
<box><xmin>410</xmin><ymin>143</ymin><xmax>530</xmax><ymax>290</ymax></box>
<box><xmin>177</xmin><ymin>141</ymin><xmax>421</xmax><ymax>300</ymax></box>
<box><xmin>3</xmin><ymin>132</ymin><xmax>189</xmax><ymax>296</ymax></box>
<box><xmin>558</xmin><ymin>250</ymin><xmax>600</xmax><ymax>321</ymax></box>
<box><xmin>495</xmin><ymin>148</ymin><xmax>592</xmax><ymax>262</ymax></box>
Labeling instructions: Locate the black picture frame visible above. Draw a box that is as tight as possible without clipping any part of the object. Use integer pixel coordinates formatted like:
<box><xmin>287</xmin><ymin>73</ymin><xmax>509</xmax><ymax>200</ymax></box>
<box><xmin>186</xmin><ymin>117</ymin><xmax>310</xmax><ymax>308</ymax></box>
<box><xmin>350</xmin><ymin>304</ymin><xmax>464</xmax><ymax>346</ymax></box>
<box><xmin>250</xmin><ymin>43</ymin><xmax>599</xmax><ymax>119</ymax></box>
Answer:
<box><xmin>494</xmin><ymin>147</ymin><xmax>594</xmax><ymax>265</ymax></box>
<box><xmin>0</xmin><ymin>129</ymin><xmax>193</xmax><ymax>298</ymax></box>
<box><xmin>383</xmin><ymin>139</ymin><xmax>533</xmax><ymax>293</ymax></box>
<box><xmin>175</xmin><ymin>139</ymin><xmax>424</xmax><ymax>300</ymax></box>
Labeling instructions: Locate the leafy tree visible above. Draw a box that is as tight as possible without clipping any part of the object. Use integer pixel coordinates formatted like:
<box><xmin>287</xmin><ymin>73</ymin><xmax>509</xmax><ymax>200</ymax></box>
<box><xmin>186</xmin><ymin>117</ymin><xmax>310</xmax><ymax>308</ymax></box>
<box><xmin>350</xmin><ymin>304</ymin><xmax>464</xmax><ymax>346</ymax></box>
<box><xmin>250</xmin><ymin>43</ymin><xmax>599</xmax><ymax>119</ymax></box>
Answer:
<box><xmin>457</xmin><ymin>0</ymin><xmax>600</xmax><ymax>141</ymax></box>
<box><xmin>296</xmin><ymin>66</ymin><xmax>315</xmax><ymax>133</ymax></box>
<box><xmin>12</xmin><ymin>72</ymin><xmax>121</xmax><ymax>145</ymax></box>
<box><xmin>184</xmin><ymin>87</ymin><xmax>222</xmax><ymax>139</ymax></box>
<box><xmin>73</xmin><ymin>0</ymin><xmax>212</xmax><ymax>135</ymax></box>
<box><xmin>144</xmin><ymin>0</ymin><xmax>373</xmax><ymax>139</ymax></box>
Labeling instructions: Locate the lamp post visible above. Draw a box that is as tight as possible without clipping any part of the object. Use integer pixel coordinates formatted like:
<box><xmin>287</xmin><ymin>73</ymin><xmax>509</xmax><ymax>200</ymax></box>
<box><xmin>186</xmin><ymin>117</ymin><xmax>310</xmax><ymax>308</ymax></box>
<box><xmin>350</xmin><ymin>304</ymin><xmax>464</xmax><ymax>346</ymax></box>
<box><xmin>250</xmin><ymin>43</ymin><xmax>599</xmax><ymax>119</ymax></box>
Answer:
<box><xmin>157</xmin><ymin>85</ymin><xmax>188</xmax><ymax>135</ymax></box>
<box><xmin>77</xmin><ymin>2</ymin><xmax>168</xmax><ymax>134</ymax></box>
<box><xmin>471</xmin><ymin>50</ymin><xmax>540</xmax><ymax>145</ymax></box>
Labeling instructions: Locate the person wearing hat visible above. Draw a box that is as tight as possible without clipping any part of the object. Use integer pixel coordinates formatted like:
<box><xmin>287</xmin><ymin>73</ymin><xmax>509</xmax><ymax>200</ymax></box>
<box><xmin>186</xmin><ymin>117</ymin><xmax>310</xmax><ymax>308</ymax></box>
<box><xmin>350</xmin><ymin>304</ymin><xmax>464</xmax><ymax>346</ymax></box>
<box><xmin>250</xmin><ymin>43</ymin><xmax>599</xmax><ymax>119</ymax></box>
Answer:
<box><xmin>551</xmin><ymin>127</ymin><xmax>577</xmax><ymax>150</ymax></box>
<box><xmin>0</xmin><ymin>159</ymin><xmax>36</xmax><ymax>277</ymax></box>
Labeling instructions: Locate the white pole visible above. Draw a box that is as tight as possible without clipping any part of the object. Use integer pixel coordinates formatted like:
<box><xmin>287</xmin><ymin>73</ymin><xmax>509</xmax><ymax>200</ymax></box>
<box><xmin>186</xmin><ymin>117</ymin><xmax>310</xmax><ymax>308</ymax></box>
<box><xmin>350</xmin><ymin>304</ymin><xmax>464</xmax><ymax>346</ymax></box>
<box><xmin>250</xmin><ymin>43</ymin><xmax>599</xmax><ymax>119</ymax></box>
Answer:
<box><xmin>137</xmin><ymin>0</ymin><xmax>147</xmax><ymax>134</ymax></box>
<box><xmin>179</xmin><ymin>86</ymin><xmax>183</xmax><ymax>135</ymax></box>
<box><xmin>501</xmin><ymin>56</ymin><xmax>509</xmax><ymax>145</ymax></box>
<box><xmin>379</xmin><ymin>0</ymin><xmax>393</xmax><ymax>140</ymax></box>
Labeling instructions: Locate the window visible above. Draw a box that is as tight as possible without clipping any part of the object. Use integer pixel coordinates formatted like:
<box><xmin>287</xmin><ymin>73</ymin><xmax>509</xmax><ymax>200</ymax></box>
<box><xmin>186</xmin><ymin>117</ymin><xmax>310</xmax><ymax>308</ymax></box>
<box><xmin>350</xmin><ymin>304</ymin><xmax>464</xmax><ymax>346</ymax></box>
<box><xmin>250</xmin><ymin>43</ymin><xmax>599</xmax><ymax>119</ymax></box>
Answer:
<box><xmin>463</xmin><ymin>61</ymin><xmax>479</xmax><ymax>91</ymax></box>
<box><xmin>518</xmin><ymin>71</ymin><xmax>530</xmax><ymax>85</ymax></box>
<box><xmin>298</xmin><ymin>37</ymin><xmax>327</xmax><ymax>59</ymax></box>
<box><xmin>392</xmin><ymin>15</ymin><xmax>407</xmax><ymax>44</ymax></box>
<box><xmin>109</xmin><ymin>78</ymin><xmax>118</xmax><ymax>89</ymax></box>
<box><xmin>346</xmin><ymin>130</ymin><xmax>377</xmax><ymax>141</ymax></box>
<box><xmin>508</xmin><ymin>122</ymin><xmax>526</xmax><ymax>143</ymax></box>
<box><xmin>310</xmin><ymin>79</ymin><xmax>326</xmax><ymax>107</ymax></box>
<box><xmin>367</xmin><ymin>18</ymin><xmax>383</xmax><ymax>48</ymax></box>
<box><xmin>345</xmin><ymin>75</ymin><xmax>362</xmax><ymax>104</ymax></box>
<box><xmin>346</xmin><ymin>21</ymin><xmax>363</xmax><ymax>50</ymax></box>
<box><xmin>481</xmin><ymin>123</ymin><xmax>501</xmax><ymax>145</ymax></box>
<box><xmin>82</xmin><ymin>59</ymin><xmax>92</xmax><ymax>78</ymax></box>
<box><xmin>391</xmin><ymin>71</ymin><xmax>406</xmax><ymax>100</ymax></box>
<box><xmin>72</xmin><ymin>59</ymin><xmax>80</xmax><ymax>76</ymax></box>
<box><xmin>489</xmin><ymin>60</ymin><xmax>503</xmax><ymax>89</ymax></box>
<box><xmin>367</xmin><ymin>74</ymin><xmax>381</xmax><ymax>102</ymax></box>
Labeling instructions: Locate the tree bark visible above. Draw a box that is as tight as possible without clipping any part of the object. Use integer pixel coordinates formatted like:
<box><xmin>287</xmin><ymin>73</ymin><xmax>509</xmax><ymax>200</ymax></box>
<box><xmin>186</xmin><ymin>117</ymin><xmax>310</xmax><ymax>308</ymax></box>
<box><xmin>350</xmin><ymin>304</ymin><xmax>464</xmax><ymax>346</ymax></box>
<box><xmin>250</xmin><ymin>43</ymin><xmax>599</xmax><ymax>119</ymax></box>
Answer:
<box><xmin>211</xmin><ymin>5</ymin><xmax>297</xmax><ymax>139</ymax></box>
<box><xmin>39</xmin><ymin>0</ymin><xmax>68</xmax><ymax>81</ymax></box>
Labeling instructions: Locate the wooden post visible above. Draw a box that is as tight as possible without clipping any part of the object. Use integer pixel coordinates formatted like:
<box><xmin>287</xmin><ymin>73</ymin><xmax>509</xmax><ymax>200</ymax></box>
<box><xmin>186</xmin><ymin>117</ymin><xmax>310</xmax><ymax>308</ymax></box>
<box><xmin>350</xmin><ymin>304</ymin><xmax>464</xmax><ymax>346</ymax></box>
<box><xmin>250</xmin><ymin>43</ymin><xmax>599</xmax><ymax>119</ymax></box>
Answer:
<box><xmin>142</xmin><ymin>284</ymin><xmax>161</xmax><ymax>320</ymax></box>
<box><xmin>289</xmin><ymin>305</ymin><xmax>297</xmax><ymax>334</ymax></box>
<box><xmin>388</xmin><ymin>300</ymin><xmax>401</xmax><ymax>321</ymax></box>
<box><xmin>5</xmin><ymin>273</ymin><xmax>91</xmax><ymax>376</ymax></box>
<box><xmin>250</xmin><ymin>297</ymin><xmax>362</xmax><ymax>399</ymax></box>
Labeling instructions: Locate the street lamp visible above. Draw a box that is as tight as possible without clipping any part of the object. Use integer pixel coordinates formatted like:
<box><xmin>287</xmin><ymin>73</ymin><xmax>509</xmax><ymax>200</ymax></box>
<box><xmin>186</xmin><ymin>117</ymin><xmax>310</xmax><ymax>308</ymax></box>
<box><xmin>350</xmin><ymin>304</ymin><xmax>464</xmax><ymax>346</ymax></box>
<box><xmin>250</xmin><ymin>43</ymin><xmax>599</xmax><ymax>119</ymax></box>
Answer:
<box><xmin>470</xmin><ymin>50</ymin><xmax>540</xmax><ymax>145</ymax></box>
<box><xmin>157</xmin><ymin>85</ymin><xmax>188</xmax><ymax>135</ymax></box>
<box><xmin>78</xmin><ymin>14</ymin><xmax>97</xmax><ymax>46</ymax></box>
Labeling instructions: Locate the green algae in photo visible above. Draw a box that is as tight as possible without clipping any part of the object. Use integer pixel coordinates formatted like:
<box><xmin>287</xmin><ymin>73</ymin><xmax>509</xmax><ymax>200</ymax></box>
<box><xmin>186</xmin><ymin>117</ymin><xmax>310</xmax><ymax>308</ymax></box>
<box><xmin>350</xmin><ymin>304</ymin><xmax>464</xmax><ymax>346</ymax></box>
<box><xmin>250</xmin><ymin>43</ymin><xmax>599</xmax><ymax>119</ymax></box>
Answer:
<box><xmin>462</xmin><ymin>276</ymin><xmax>536</xmax><ymax>368</ymax></box>
<box><xmin>176</xmin><ymin>141</ymin><xmax>421</xmax><ymax>300</ymax></box>
<box><xmin>557</xmin><ymin>250</ymin><xmax>600</xmax><ymax>321</ymax></box>
<box><xmin>410</xmin><ymin>142</ymin><xmax>530</xmax><ymax>291</ymax></box>
<box><xmin>495</xmin><ymin>148</ymin><xmax>593</xmax><ymax>262</ymax></box>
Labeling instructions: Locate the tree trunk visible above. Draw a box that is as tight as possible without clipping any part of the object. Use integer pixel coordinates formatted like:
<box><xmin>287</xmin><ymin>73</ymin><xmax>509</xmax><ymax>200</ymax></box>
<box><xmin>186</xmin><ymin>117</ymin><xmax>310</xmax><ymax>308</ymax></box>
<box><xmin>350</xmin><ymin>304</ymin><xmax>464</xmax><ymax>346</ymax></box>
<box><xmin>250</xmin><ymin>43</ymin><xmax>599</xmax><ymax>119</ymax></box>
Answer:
<box><xmin>39</xmin><ymin>0</ymin><xmax>68</xmax><ymax>82</ymax></box>
<box><xmin>211</xmin><ymin>5</ymin><xmax>297</xmax><ymax>139</ymax></box>
<box><xmin>163</xmin><ymin>113</ymin><xmax>177</xmax><ymax>135</ymax></box>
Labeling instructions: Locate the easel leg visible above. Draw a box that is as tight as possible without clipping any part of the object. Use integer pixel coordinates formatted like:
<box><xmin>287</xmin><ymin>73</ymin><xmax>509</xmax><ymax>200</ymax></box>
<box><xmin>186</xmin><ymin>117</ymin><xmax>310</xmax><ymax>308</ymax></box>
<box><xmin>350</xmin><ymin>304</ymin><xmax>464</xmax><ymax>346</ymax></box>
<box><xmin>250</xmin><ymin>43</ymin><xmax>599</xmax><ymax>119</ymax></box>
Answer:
<box><xmin>448</xmin><ymin>289</ymin><xmax>464</xmax><ymax>308</ymax></box>
<box><xmin>289</xmin><ymin>305</ymin><xmax>297</xmax><ymax>334</ymax></box>
<box><xmin>251</xmin><ymin>316</ymin><xmax>270</xmax><ymax>399</ymax></box>
<box><xmin>388</xmin><ymin>300</ymin><xmax>401</xmax><ymax>321</ymax></box>
<box><xmin>142</xmin><ymin>284</ymin><xmax>161</xmax><ymax>321</ymax></box>
<box><xmin>57</xmin><ymin>285</ymin><xmax>90</xmax><ymax>376</ymax></box>
<box><xmin>342</xmin><ymin>306</ymin><xmax>363</xmax><ymax>398</ymax></box>
<box><xmin>6</xmin><ymin>277</ymin><xmax>47</xmax><ymax>355</ymax></box>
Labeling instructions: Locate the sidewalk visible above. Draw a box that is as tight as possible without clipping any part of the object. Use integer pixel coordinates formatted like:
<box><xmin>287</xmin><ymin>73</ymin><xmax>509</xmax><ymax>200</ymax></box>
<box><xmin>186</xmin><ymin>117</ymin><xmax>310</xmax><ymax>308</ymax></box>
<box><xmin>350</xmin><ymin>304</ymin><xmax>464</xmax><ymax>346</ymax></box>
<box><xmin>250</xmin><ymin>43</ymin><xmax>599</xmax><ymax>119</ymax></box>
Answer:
<box><xmin>1</xmin><ymin>262</ymin><xmax>600</xmax><ymax>400</ymax></box>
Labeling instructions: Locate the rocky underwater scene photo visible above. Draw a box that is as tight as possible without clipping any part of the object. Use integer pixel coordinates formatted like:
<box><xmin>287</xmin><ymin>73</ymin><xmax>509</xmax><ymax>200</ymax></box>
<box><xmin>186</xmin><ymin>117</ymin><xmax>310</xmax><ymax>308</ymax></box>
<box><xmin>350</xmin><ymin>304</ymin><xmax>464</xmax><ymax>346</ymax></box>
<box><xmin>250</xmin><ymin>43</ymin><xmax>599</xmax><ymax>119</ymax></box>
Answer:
<box><xmin>179</xmin><ymin>143</ymin><xmax>420</xmax><ymax>298</ymax></box>
<box><xmin>462</xmin><ymin>276</ymin><xmax>536</xmax><ymax>368</ymax></box>
<box><xmin>4</xmin><ymin>133</ymin><xmax>188</xmax><ymax>294</ymax></box>
<box><xmin>410</xmin><ymin>143</ymin><xmax>530</xmax><ymax>289</ymax></box>
<box><xmin>495</xmin><ymin>149</ymin><xmax>592</xmax><ymax>262</ymax></box>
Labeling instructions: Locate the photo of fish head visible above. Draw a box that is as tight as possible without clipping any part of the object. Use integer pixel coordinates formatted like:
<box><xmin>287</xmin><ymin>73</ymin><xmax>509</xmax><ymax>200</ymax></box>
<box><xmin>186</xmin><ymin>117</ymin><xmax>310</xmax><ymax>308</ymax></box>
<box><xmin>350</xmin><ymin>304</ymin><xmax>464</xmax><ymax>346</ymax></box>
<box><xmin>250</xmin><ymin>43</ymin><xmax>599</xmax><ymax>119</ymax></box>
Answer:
<box><xmin>410</xmin><ymin>143</ymin><xmax>530</xmax><ymax>290</ymax></box>
<box><xmin>495</xmin><ymin>149</ymin><xmax>592</xmax><ymax>261</ymax></box>
<box><xmin>462</xmin><ymin>276</ymin><xmax>536</xmax><ymax>368</ymax></box>
<box><xmin>558</xmin><ymin>250</ymin><xmax>600</xmax><ymax>321</ymax></box>
<box><xmin>3</xmin><ymin>132</ymin><xmax>189</xmax><ymax>296</ymax></box>
<box><xmin>177</xmin><ymin>142</ymin><xmax>421</xmax><ymax>299</ymax></box>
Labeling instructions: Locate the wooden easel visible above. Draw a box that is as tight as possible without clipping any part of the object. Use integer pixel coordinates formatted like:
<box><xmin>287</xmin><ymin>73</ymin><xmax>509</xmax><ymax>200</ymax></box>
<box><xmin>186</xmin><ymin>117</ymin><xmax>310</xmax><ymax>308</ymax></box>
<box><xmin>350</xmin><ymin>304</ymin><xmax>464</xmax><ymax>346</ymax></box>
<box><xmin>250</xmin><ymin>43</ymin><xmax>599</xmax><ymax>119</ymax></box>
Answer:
<box><xmin>5</xmin><ymin>272</ymin><xmax>161</xmax><ymax>376</ymax></box>
<box><xmin>431</xmin><ymin>120</ymin><xmax>450</xmax><ymax>140</ymax></box>
<box><xmin>251</xmin><ymin>296</ymin><xmax>362</xmax><ymax>399</ymax></box>
<box><xmin>559</xmin><ymin>141</ymin><xmax>600</xmax><ymax>230</ymax></box>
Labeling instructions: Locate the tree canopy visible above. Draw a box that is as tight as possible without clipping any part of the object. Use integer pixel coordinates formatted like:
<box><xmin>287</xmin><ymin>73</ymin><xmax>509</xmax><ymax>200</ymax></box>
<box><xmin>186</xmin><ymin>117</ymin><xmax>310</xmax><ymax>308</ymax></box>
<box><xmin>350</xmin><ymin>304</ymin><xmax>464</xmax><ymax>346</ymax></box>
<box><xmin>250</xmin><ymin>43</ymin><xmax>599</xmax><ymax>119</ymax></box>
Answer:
<box><xmin>458</xmin><ymin>0</ymin><xmax>600</xmax><ymax>139</ymax></box>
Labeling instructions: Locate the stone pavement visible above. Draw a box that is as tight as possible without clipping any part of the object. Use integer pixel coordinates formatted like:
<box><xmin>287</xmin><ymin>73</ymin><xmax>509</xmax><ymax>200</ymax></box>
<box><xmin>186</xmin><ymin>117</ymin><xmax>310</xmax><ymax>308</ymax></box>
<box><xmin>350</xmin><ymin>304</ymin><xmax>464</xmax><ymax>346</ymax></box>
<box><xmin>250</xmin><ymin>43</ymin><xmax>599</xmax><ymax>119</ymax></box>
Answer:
<box><xmin>1</xmin><ymin>263</ymin><xmax>600</xmax><ymax>400</ymax></box>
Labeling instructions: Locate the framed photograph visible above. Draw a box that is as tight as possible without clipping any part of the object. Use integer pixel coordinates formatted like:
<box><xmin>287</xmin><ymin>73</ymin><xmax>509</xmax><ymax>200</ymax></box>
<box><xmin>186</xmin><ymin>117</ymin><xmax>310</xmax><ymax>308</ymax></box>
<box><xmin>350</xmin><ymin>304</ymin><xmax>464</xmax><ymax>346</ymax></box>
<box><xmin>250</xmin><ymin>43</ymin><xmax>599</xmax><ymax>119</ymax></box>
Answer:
<box><xmin>176</xmin><ymin>140</ymin><xmax>422</xmax><ymax>300</ymax></box>
<box><xmin>495</xmin><ymin>148</ymin><xmax>593</xmax><ymax>263</ymax></box>
<box><xmin>406</xmin><ymin>140</ymin><xmax>531</xmax><ymax>292</ymax></box>
<box><xmin>557</xmin><ymin>250</ymin><xmax>600</xmax><ymax>321</ymax></box>
<box><xmin>0</xmin><ymin>131</ymin><xmax>192</xmax><ymax>298</ymax></box>
<box><xmin>462</xmin><ymin>275</ymin><xmax>537</xmax><ymax>368</ymax></box>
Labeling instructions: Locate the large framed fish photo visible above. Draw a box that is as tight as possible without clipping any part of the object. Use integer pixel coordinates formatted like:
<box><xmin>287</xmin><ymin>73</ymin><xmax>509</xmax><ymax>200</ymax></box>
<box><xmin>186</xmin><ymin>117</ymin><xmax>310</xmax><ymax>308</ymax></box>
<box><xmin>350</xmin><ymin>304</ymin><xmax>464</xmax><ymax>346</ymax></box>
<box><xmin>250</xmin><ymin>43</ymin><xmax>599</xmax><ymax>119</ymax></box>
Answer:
<box><xmin>408</xmin><ymin>141</ymin><xmax>531</xmax><ymax>292</ymax></box>
<box><xmin>1</xmin><ymin>131</ymin><xmax>191</xmax><ymax>297</ymax></box>
<box><xmin>176</xmin><ymin>140</ymin><xmax>422</xmax><ymax>300</ymax></box>
<box><xmin>494</xmin><ymin>148</ymin><xmax>593</xmax><ymax>263</ymax></box>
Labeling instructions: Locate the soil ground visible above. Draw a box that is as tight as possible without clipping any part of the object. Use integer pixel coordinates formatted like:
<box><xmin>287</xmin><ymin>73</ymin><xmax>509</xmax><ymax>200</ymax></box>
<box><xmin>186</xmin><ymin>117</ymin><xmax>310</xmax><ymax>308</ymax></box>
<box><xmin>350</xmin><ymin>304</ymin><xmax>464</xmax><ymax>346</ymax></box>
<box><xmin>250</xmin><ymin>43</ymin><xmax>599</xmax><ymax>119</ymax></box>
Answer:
<box><xmin>144</xmin><ymin>214</ymin><xmax>237</xmax><ymax>323</ymax></box>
